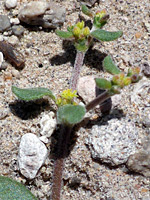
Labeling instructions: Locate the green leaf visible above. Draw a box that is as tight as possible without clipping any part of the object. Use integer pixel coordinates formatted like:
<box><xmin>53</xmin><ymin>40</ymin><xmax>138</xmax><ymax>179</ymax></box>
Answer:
<box><xmin>81</xmin><ymin>4</ymin><xmax>93</xmax><ymax>17</ymax></box>
<box><xmin>55</xmin><ymin>30</ymin><xmax>73</xmax><ymax>39</ymax></box>
<box><xmin>103</xmin><ymin>55</ymin><xmax>121</xmax><ymax>75</ymax></box>
<box><xmin>12</xmin><ymin>86</ymin><xmax>56</xmax><ymax>101</ymax></box>
<box><xmin>95</xmin><ymin>78</ymin><xmax>112</xmax><ymax>90</ymax></box>
<box><xmin>90</xmin><ymin>29</ymin><xmax>123</xmax><ymax>41</ymax></box>
<box><xmin>0</xmin><ymin>176</ymin><xmax>37</xmax><ymax>200</ymax></box>
<box><xmin>57</xmin><ymin>104</ymin><xmax>86</xmax><ymax>126</ymax></box>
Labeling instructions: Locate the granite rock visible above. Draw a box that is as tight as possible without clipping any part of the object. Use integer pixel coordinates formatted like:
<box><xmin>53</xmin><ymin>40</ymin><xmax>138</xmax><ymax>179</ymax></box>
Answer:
<box><xmin>18</xmin><ymin>133</ymin><xmax>48</xmax><ymax>179</ymax></box>
<box><xmin>87</xmin><ymin>118</ymin><xmax>139</xmax><ymax>166</ymax></box>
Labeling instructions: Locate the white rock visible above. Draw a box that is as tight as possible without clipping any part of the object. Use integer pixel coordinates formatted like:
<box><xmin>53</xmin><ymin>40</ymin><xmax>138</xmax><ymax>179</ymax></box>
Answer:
<box><xmin>87</xmin><ymin>118</ymin><xmax>139</xmax><ymax>166</ymax></box>
<box><xmin>10</xmin><ymin>18</ymin><xmax>20</xmax><ymax>25</ymax></box>
<box><xmin>0</xmin><ymin>52</ymin><xmax>4</xmax><ymax>68</ymax></box>
<box><xmin>5</xmin><ymin>0</ymin><xmax>17</xmax><ymax>9</ymax></box>
<box><xmin>40</xmin><ymin>112</ymin><xmax>56</xmax><ymax>137</ymax></box>
<box><xmin>18</xmin><ymin>133</ymin><xmax>48</xmax><ymax>179</ymax></box>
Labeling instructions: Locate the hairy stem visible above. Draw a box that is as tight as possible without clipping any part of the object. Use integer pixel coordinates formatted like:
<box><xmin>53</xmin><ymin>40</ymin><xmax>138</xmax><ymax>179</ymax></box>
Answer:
<box><xmin>86</xmin><ymin>91</ymin><xmax>111</xmax><ymax>112</ymax></box>
<box><xmin>70</xmin><ymin>51</ymin><xmax>85</xmax><ymax>91</ymax></box>
<box><xmin>51</xmin><ymin>125</ymin><xmax>72</xmax><ymax>200</ymax></box>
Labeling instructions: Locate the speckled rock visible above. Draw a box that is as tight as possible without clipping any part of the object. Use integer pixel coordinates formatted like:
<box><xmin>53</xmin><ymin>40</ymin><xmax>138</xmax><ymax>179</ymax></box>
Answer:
<box><xmin>0</xmin><ymin>15</ymin><xmax>11</xmax><ymax>32</ymax></box>
<box><xmin>5</xmin><ymin>0</ymin><xmax>17</xmax><ymax>9</ymax></box>
<box><xmin>127</xmin><ymin>136</ymin><xmax>150</xmax><ymax>177</ymax></box>
<box><xmin>87</xmin><ymin>118</ymin><xmax>139</xmax><ymax>166</ymax></box>
<box><xmin>18</xmin><ymin>133</ymin><xmax>48</xmax><ymax>179</ymax></box>
<box><xmin>18</xmin><ymin>1</ymin><xmax>66</xmax><ymax>28</ymax></box>
<box><xmin>0</xmin><ymin>107</ymin><xmax>9</xmax><ymax>119</ymax></box>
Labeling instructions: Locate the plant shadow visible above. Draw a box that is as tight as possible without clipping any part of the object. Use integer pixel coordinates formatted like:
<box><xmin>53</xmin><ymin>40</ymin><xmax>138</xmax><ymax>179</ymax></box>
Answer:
<box><xmin>49</xmin><ymin>40</ymin><xmax>107</xmax><ymax>71</ymax></box>
<box><xmin>9</xmin><ymin>99</ymin><xmax>54</xmax><ymax>120</ymax></box>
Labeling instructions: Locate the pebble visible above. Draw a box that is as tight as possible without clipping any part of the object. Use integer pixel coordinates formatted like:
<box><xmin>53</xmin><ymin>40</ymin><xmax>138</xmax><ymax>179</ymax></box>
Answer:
<box><xmin>7</xmin><ymin>35</ymin><xmax>19</xmax><ymax>46</ymax></box>
<box><xmin>0</xmin><ymin>107</ymin><xmax>9</xmax><ymax>119</ymax></box>
<box><xmin>40</xmin><ymin>112</ymin><xmax>56</xmax><ymax>138</ymax></box>
<box><xmin>10</xmin><ymin>18</ymin><xmax>20</xmax><ymax>25</ymax></box>
<box><xmin>0</xmin><ymin>15</ymin><xmax>11</xmax><ymax>32</ymax></box>
<box><xmin>3</xmin><ymin>71</ymin><xmax>12</xmax><ymax>81</ymax></box>
<box><xmin>127</xmin><ymin>136</ymin><xmax>150</xmax><ymax>177</ymax></box>
<box><xmin>87</xmin><ymin>118</ymin><xmax>139</xmax><ymax>166</ymax></box>
<box><xmin>18</xmin><ymin>1</ymin><xmax>66</xmax><ymax>28</ymax></box>
<box><xmin>12</xmin><ymin>25</ymin><xmax>25</xmax><ymax>36</ymax></box>
<box><xmin>79</xmin><ymin>0</ymin><xmax>97</xmax><ymax>7</ymax></box>
<box><xmin>5</xmin><ymin>0</ymin><xmax>17</xmax><ymax>9</ymax></box>
<box><xmin>11</xmin><ymin>69</ymin><xmax>20</xmax><ymax>78</ymax></box>
<box><xmin>0</xmin><ymin>52</ymin><xmax>4</xmax><ymax>68</ymax></box>
<box><xmin>18</xmin><ymin>133</ymin><xmax>48</xmax><ymax>179</ymax></box>
<box><xmin>142</xmin><ymin>62</ymin><xmax>150</xmax><ymax>77</ymax></box>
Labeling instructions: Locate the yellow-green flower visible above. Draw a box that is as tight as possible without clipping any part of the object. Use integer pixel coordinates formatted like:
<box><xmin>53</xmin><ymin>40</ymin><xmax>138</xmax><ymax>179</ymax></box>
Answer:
<box><xmin>56</xmin><ymin>89</ymin><xmax>78</xmax><ymax>106</ymax></box>
<box><xmin>96</xmin><ymin>9</ymin><xmax>107</xmax><ymax>19</ymax></box>
<box><xmin>76</xmin><ymin>21</ymin><xmax>85</xmax><ymax>30</ymax></box>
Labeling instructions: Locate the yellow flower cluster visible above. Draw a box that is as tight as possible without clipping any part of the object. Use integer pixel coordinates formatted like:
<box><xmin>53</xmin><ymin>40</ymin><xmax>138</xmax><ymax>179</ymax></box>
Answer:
<box><xmin>56</xmin><ymin>89</ymin><xmax>78</xmax><ymax>107</ymax></box>
<box><xmin>96</xmin><ymin>9</ymin><xmax>107</xmax><ymax>19</ymax></box>
<box><xmin>112</xmin><ymin>73</ymin><xmax>131</xmax><ymax>88</ymax></box>
<box><xmin>72</xmin><ymin>21</ymin><xmax>90</xmax><ymax>39</ymax></box>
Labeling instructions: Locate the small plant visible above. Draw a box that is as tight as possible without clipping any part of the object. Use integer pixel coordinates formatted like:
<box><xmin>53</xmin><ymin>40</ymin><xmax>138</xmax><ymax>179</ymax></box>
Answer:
<box><xmin>12</xmin><ymin>56</ymin><xmax>141</xmax><ymax>200</ymax></box>
<box><xmin>11</xmin><ymin>5</ymin><xmax>141</xmax><ymax>200</ymax></box>
<box><xmin>56</xmin><ymin>4</ymin><xmax>123</xmax><ymax>91</ymax></box>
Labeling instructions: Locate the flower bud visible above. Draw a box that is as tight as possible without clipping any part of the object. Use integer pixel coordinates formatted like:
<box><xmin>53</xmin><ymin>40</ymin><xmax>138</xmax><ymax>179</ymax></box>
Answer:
<box><xmin>73</xmin><ymin>26</ymin><xmax>81</xmax><ymax>37</ymax></box>
<box><xmin>123</xmin><ymin>77</ymin><xmax>131</xmax><ymax>86</ymax></box>
<box><xmin>76</xmin><ymin>21</ymin><xmax>85</xmax><ymax>30</ymax></box>
<box><xmin>83</xmin><ymin>27</ymin><xmax>90</xmax><ymax>37</ymax></box>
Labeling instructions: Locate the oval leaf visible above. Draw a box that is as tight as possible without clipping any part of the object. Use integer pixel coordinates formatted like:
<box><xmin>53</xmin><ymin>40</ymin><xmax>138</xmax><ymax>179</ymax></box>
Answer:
<box><xmin>12</xmin><ymin>86</ymin><xmax>56</xmax><ymax>101</ymax></box>
<box><xmin>55</xmin><ymin>30</ymin><xmax>73</xmax><ymax>39</ymax></box>
<box><xmin>57</xmin><ymin>104</ymin><xmax>86</xmax><ymax>126</ymax></box>
<box><xmin>0</xmin><ymin>176</ymin><xmax>37</xmax><ymax>200</ymax></box>
<box><xmin>95</xmin><ymin>78</ymin><xmax>112</xmax><ymax>90</ymax></box>
<box><xmin>103</xmin><ymin>55</ymin><xmax>121</xmax><ymax>75</ymax></box>
<box><xmin>91</xmin><ymin>29</ymin><xmax>123</xmax><ymax>41</ymax></box>
<box><xmin>81</xmin><ymin>4</ymin><xmax>93</xmax><ymax>17</ymax></box>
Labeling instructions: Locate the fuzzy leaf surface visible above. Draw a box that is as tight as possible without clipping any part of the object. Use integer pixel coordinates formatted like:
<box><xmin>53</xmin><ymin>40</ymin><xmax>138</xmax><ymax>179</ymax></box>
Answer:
<box><xmin>55</xmin><ymin>30</ymin><xmax>73</xmax><ymax>39</ymax></box>
<box><xmin>91</xmin><ymin>29</ymin><xmax>123</xmax><ymax>41</ymax></box>
<box><xmin>12</xmin><ymin>86</ymin><xmax>55</xmax><ymax>101</ymax></box>
<box><xmin>81</xmin><ymin>4</ymin><xmax>93</xmax><ymax>17</ymax></box>
<box><xmin>57</xmin><ymin>104</ymin><xmax>86</xmax><ymax>126</ymax></box>
<box><xmin>0</xmin><ymin>176</ymin><xmax>37</xmax><ymax>200</ymax></box>
<box><xmin>103</xmin><ymin>55</ymin><xmax>121</xmax><ymax>75</ymax></box>
<box><xmin>95</xmin><ymin>78</ymin><xmax>112</xmax><ymax>90</ymax></box>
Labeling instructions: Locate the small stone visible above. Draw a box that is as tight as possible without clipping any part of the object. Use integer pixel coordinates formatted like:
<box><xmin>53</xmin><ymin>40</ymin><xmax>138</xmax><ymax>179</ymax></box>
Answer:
<box><xmin>10</xmin><ymin>18</ymin><xmax>20</xmax><ymax>25</ymax></box>
<box><xmin>39</xmin><ymin>136</ymin><xmax>49</xmax><ymax>144</ymax></box>
<box><xmin>0</xmin><ymin>52</ymin><xmax>4</xmax><ymax>67</ymax></box>
<box><xmin>11</xmin><ymin>69</ymin><xmax>20</xmax><ymax>78</ymax></box>
<box><xmin>142</xmin><ymin>62</ymin><xmax>150</xmax><ymax>77</ymax></box>
<box><xmin>7</xmin><ymin>35</ymin><xmax>19</xmax><ymax>46</ymax></box>
<box><xmin>0</xmin><ymin>107</ymin><xmax>9</xmax><ymax>119</ymax></box>
<box><xmin>40</xmin><ymin>112</ymin><xmax>56</xmax><ymax>137</ymax></box>
<box><xmin>18</xmin><ymin>133</ymin><xmax>48</xmax><ymax>179</ymax></box>
<box><xmin>12</xmin><ymin>25</ymin><xmax>25</xmax><ymax>36</ymax></box>
<box><xmin>18</xmin><ymin>1</ymin><xmax>66</xmax><ymax>28</ymax></box>
<box><xmin>4</xmin><ymin>72</ymin><xmax>12</xmax><ymax>80</ymax></box>
<box><xmin>0</xmin><ymin>15</ymin><xmax>11</xmax><ymax>33</ymax></box>
<box><xmin>87</xmin><ymin>118</ymin><xmax>139</xmax><ymax>166</ymax></box>
<box><xmin>135</xmin><ymin>32</ymin><xmax>142</xmax><ymax>39</ymax></box>
<box><xmin>79</xmin><ymin>0</ymin><xmax>98</xmax><ymax>7</ymax></box>
<box><xmin>5</xmin><ymin>0</ymin><xmax>17</xmax><ymax>9</ymax></box>
<box><xmin>127</xmin><ymin>136</ymin><xmax>150</xmax><ymax>177</ymax></box>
